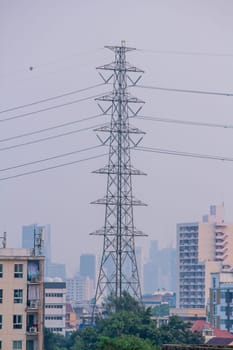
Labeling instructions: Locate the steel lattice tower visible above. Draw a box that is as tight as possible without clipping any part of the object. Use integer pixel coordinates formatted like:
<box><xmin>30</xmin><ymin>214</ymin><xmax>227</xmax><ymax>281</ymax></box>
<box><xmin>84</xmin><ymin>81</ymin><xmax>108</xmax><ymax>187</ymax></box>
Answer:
<box><xmin>91</xmin><ymin>42</ymin><xmax>146</xmax><ymax>313</ymax></box>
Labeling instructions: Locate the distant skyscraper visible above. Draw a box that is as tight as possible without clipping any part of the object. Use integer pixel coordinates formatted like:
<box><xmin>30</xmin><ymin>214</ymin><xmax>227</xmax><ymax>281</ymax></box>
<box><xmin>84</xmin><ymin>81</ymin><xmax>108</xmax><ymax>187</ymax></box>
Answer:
<box><xmin>159</xmin><ymin>247</ymin><xmax>176</xmax><ymax>291</ymax></box>
<box><xmin>143</xmin><ymin>240</ymin><xmax>159</xmax><ymax>294</ymax></box>
<box><xmin>177</xmin><ymin>204</ymin><xmax>233</xmax><ymax>309</ymax></box>
<box><xmin>80</xmin><ymin>254</ymin><xmax>96</xmax><ymax>287</ymax></box>
<box><xmin>143</xmin><ymin>240</ymin><xmax>176</xmax><ymax>294</ymax></box>
<box><xmin>22</xmin><ymin>224</ymin><xmax>51</xmax><ymax>276</ymax></box>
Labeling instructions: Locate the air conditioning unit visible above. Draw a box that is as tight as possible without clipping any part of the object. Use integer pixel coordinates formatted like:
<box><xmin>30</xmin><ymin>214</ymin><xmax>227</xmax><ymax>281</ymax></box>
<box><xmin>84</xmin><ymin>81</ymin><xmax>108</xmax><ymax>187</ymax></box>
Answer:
<box><xmin>30</xmin><ymin>301</ymin><xmax>38</xmax><ymax>308</ymax></box>
<box><xmin>29</xmin><ymin>327</ymin><xmax>37</xmax><ymax>333</ymax></box>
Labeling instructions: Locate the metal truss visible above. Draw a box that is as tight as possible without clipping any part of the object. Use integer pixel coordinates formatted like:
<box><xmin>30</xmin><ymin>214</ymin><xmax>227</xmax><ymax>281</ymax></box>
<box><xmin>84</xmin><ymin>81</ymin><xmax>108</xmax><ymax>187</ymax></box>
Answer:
<box><xmin>91</xmin><ymin>42</ymin><xmax>147</xmax><ymax>315</ymax></box>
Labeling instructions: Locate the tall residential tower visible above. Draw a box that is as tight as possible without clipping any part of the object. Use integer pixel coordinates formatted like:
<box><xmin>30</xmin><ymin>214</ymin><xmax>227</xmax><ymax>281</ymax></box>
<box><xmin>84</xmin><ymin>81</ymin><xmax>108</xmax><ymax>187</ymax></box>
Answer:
<box><xmin>177</xmin><ymin>205</ymin><xmax>233</xmax><ymax>309</ymax></box>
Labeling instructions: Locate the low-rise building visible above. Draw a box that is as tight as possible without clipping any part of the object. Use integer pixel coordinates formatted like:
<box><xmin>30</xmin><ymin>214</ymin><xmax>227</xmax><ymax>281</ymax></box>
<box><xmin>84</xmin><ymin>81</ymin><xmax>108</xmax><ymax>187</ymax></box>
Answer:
<box><xmin>44</xmin><ymin>281</ymin><xmax>66</xmax><ymax>335</ymax></box>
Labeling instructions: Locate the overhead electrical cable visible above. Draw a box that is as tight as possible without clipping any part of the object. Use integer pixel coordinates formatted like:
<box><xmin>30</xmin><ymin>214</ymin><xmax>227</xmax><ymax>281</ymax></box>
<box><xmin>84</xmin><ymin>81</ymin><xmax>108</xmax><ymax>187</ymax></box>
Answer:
<box><xmin>3</xmin><ymin>145</ymin><xmax>233</xmax><ymax>182</ymax></box>
<box><xmin>0</xmin><ymin>153</ymin><xmax>107</xmax><ymax>182</ymax></box>
<box><xmin>0</xmin><ymin>113</ymin><xmax>104</xmax><ymax>143</ymax></box>
<box><xmin>133</xmin><ymin>84</ymin><xmax>233</xmax><ymax>97</ymax></box>
<box><xmin>0</xmin><ymin>145</ymin><xmax>102</xmax><ymax>172</ymax></box>
<box><xmin>137</xmin><ymin>48</ymin><xmax>233</xmax><ymax>57</ymax></box>
<box><xmin>0</xmin><ymin>91</ymin><xmax>111</xmax><ymax>123</ymax></box>
<box><xmin>0</xmin><ymin>83</ymin><xmax>105</xmax><ymax>114</ymax></box>
<box><xmin>135</xmin><ymin>146</ymin><xmax>233</xmax><ymax>162</ymax></box>
<box><xmin>0</xmin><ymin>123</ymin><xmax>106</xmax><ymax>152</ymax></box>
<box><xmin>135</xmin><ymin>115</ymin><xmax>233</xmax><ymax>129</ymax></box>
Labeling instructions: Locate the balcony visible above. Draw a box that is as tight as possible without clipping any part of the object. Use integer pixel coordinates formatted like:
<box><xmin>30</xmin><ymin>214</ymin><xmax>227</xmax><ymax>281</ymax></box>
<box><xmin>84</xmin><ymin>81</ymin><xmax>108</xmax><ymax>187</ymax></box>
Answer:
<box><xmin>27</xmin><ymin>276</ymin><xmax>41</xmax><ymax>284</ymax></box>
<box><xmin>27</xmin><ymin>300</ymin><xmax>40</xmax><ymax>310</ymax></box>
<box><xmin>26</xmin><ymin>326</ymin><xmax>38</xmax><ymax>336</ymax></box>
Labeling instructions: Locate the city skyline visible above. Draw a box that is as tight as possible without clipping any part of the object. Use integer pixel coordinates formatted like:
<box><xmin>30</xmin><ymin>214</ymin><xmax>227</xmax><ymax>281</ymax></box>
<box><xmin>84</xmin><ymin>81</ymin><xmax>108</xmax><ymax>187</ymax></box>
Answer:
<box><xmin>1</xmin><ymin>1</ymin><xmax>233</xmax><ymax>275</ymax></box>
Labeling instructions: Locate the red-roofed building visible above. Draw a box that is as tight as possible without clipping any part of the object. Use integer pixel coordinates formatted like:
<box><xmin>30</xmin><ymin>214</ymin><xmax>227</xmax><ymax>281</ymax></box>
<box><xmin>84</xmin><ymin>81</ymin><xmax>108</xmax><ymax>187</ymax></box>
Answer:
<box><xmin>191</xmin><ymin>320</ymin><xmax>233</xmax><ymax>343</ymax></box>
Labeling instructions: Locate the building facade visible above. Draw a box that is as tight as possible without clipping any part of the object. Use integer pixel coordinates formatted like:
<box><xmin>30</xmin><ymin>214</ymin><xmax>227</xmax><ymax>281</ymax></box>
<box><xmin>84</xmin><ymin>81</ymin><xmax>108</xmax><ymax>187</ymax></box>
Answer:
<box><xmin>66</xmin><ymin>275</ymin><xmax>94</xmax><ymax>305</ymax></box>
<box><xmin>177</xmin><ymin>205</ymin><xmax>233</xmax><ymax>309</ymax></box>
<box><xmin>44</xmin><ymin>281</ymin><xmax>66</xmax><ymax>335</ymax></box>
<box><xmin>0</xmin><ymin>247</ymin><xmax>44</xmax><ymax>350</ymax></box>
<box><xmin>208</xmin><ymin>271</ymin><xmax>233</xmax><ymax>332</ymax></box>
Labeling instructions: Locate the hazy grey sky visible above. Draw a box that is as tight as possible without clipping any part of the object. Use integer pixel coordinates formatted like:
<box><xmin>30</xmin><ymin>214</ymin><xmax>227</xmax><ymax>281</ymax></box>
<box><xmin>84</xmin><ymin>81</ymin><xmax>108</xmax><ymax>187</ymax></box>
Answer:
<box><xmin>1</xmin><ymin>1</ymin><xmax>233</xmax><ymax>276</ymax></box>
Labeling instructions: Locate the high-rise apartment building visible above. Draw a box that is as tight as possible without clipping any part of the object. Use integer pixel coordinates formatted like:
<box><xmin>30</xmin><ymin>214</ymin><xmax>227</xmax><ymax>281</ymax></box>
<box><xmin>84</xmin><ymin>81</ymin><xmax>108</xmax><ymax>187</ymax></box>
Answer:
<box><xmin>0</xmin><ymin>247</ymin><xmax>44</xmax><ymax>350</ymax></box>
<box><xmin>177</xmin><ymin>205</ymin><xmax>233</xmax><ymax>309</ymax></box>
<box><xmin>44</xmin><ymin>281</ymin><xmax>66</xmax><ymax>335</ymax></box>
<box><xmin>66</xmin><ymin>275</ymin><xmax>94</xmax><ymax>305</ymax></box>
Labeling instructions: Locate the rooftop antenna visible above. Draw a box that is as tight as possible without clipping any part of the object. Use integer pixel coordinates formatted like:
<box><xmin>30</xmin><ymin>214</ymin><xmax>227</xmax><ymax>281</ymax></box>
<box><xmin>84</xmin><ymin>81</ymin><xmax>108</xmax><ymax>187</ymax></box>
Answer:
<box><xmin>34</xmin><ymin>225</ymin><xmax>44</xmax><ymax>256</ymax></box>
<box><xmin>0</xmin><ymin>232</ymin><xmax>6</xmax><ymax>248</ymax></box>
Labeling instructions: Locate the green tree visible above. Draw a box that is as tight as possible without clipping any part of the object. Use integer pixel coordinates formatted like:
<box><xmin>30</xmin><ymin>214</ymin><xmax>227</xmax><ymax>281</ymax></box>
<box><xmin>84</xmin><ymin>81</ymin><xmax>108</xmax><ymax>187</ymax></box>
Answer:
<box><xmin>157</xmin><ymin>316</ymin><xmax>204</xmax><ymax>345</ymax></box>
<box><xmin>152</xmin><ymin>303</ymin><xmax>169</xmax><ymax>317</ymax></box>
<box><xmin>44</xmin><ymin>328</ymin><xmax>67</xmax><ymax>350</ymax></box>
<box><xmin>97</xmin><ymin>335</ymin><xmax>157</xmax><ymax>350</ymax></box>
<box><xmin>66</xmin><ymin>293</ymin><xmax>204</xmax><ymax>350</ymax></box>
<box><xmin>70</xmin><ymin>327</ymin><xmax>98</xmax><ymax>350</ymax></box>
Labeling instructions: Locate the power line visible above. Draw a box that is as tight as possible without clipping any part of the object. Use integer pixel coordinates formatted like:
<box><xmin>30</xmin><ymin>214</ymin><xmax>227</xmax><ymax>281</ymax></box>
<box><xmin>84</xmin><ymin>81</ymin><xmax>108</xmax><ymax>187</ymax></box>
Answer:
<box><xmin>2</xmin><ymin>144</ymin><xmax>233</xmax><ymax>182</ymax></box>
<box><xmin>0</xmin><ymin>83</ymin><xmax>105</xmax><ymax>114</ymax></box>
<box><xmin>137</xmin><ymin>48</ymin><xmax>233</xmax><ymax>57</ymax></box>
<box><xmin>0</xmin><ymin>92</ymin><xmax>110</xmax><ymax>123</ymax></box>
<box><xmin>0</xmin><ymin>153</ymin><xmax>107</xmax><ymax>182</ymax></box>
<box><xmin>0</xmin><ymin>123</ymin><xmax>105</xmax><ymax>152</ymax></box>
<box><xmin>135</xmin><ymin>146</ymin><xmax>233</xmax><ymax>162</ymax></box>
<box><xmin>133</xmin><ymin>84</ymin><xmax>233</xmax><ymax>97</ymax></box>
<box><xmin>135</xmin><ymin>115</ymin><xmax>233</xmax><ymax>129</ymax></box>
<box><xmin>0</xmin><ymin>113</ymin><xmax>104</xmax><ymax>143</ymax></box>
<box><xmin>0</xmin><ymin>145</ymin><xmax>102</xmax><ymax>172</ymax></box>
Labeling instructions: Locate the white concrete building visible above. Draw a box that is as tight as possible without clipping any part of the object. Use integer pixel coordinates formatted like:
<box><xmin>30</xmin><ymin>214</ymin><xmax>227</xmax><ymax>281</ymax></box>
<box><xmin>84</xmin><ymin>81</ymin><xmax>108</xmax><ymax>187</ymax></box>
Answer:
<box><xmin>66</xmin><ymin>275</ymin><xmax>94</xmax><ymax>305</ymax></box>
<box><xmin>177</xmin><ymin>205</ymin><xmax>233</xmax><ymax>309</ymax></box>
<box><xmin>0</xmin><ymin>247</ymin><xmax>44</xmax><ymax>350</ymax></box>
<box><xmin>44</xmin><ymin>281</ymin><xmax>66</xmax><ymax>335</ymax></box>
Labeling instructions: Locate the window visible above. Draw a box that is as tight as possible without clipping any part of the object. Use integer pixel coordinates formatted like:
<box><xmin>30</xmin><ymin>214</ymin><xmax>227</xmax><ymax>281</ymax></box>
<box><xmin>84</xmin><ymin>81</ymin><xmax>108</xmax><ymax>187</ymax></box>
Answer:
<box><xmin>0</xmin><ymin>264</ymin><xmax>2</xmax><ymax>278</ymax></box>
<box><xmin>13</xmin><ymin>315</ymin><xmax>22</xmax><ymax>329</ymax></box>
<box><xmin>45</xmin><ymin>292</ymin><xmax>63</xmax><ymax>297</ymax></box>
<box><xmin>14</xmin><ymin>290</ymin><xmax>23</xmax><ymax>304</ymax></box>
<box><xmin>13</xmin><ymin>340</ymin><xmax>22</xmax><ymax>349</ymax></box>
<box><xmin>0</xmin><ymin>290</ymin><xmax>2</xmax><ymax>303</ymax></box>
<box><xmin>0</xmin><ymin>315</ymin><xmax>2</xmax><ymax>329</ymax></box>
<box><xmin>14</xmin><ymin>264</ymin><xmax>23</xmax><ymax>278</ymax></box>
<box><xmin>45</xmin><ymin>304</ymin><xmax>63</xmax><ymax>309</ymax></box>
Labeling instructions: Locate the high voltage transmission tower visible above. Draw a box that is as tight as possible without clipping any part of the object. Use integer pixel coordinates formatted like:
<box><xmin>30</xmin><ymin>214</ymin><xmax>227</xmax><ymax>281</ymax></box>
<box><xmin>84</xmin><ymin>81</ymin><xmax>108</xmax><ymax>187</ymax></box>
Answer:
<box><xmin>91</xmin><ymin>41</ymin><xmax>147</xmax><ymax>315</ymax></box>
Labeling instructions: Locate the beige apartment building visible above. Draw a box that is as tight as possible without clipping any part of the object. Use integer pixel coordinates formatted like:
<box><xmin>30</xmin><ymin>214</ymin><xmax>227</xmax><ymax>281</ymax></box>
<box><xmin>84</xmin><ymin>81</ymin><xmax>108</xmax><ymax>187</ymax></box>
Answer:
<box><xmin>177</xmin><ymin>205</ymin><xmax>233</xmax><ymax>310</ymax></box>
<box><xmin>0</xmin><ymin>247</ymin><xmax>44</xmax><ymax>350</ymax></box>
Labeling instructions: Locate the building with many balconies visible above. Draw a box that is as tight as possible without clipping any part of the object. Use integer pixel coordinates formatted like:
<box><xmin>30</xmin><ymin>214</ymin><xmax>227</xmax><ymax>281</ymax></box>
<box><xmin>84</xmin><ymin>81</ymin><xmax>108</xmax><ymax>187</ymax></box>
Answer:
<box><xmin>177</xmin><ymin>205</ymin><xmax>233</xmax><ymax>310</ymax></box>
<box><xmin>0</xmin><ymin>247</ymin><xmax>44</xmax><ymax>350</ymax></box>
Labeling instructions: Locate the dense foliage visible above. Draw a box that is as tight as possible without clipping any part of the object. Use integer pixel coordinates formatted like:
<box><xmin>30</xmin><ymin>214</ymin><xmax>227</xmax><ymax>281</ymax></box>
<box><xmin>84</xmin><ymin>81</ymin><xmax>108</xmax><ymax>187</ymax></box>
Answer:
<box><xmin>44</xmin><ymin>292</ymin><xmax>204</xmax><ymax>350</ymax></box>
